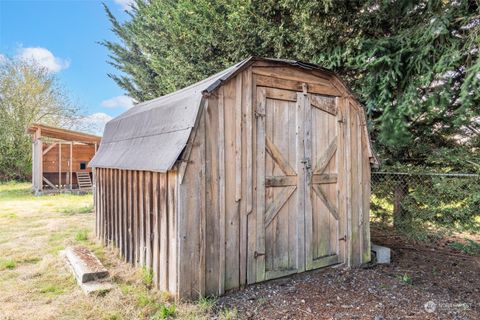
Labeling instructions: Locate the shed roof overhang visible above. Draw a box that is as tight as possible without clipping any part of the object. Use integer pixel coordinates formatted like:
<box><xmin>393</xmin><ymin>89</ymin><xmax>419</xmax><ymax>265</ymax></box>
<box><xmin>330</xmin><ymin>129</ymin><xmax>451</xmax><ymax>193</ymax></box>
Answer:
<box><xmin>28</xmin><ymin>123</ymin><xmax>102</xmax><ymax>144</ymax></box>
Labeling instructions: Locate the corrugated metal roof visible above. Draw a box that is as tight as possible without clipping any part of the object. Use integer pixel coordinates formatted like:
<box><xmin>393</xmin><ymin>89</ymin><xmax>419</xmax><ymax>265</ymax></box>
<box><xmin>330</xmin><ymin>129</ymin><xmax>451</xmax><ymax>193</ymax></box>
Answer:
<box><xmin>89</xmin><ymin>57</ymin><xmax>375</xmax><ymax>172</ymax></box>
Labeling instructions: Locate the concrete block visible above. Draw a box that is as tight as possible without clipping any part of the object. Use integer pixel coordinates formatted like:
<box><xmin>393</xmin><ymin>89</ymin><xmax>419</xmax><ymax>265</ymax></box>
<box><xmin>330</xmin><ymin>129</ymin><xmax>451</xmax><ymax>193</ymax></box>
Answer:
<box><xmin>371</xmin><ymin>243</ymin><xmax>391</xmax><ymax>264</ymax></box>
<box><xmin>64</xmin><ymin>246</ymin><xmax>109</xmax><ymax>283</ymax></box>
<box><xmin>80</xmin><ymin>280</ymin><xmax>114</xmax><ymax>295</ymax></box>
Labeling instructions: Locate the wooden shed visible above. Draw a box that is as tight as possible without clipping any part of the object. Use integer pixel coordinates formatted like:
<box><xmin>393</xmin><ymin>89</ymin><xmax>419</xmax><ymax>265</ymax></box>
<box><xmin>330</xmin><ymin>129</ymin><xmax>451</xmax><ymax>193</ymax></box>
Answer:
<box><xmin>90</xmin><ymin>57</ymin><xmax>377</xmax><ymax>299</ymax></box>
<box><xmin>29</xmin><ymin>123</ymin><xmax>101</xmax><ymax>194</ymax></box>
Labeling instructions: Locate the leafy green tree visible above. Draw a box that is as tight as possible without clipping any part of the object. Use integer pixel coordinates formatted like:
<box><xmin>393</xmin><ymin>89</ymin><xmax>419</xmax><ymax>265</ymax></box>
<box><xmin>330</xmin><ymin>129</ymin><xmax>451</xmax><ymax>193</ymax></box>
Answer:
<box><xmin>0</xmin><ymin>59</ymin><xmax>82</xmax><ymax>180</ymax></box>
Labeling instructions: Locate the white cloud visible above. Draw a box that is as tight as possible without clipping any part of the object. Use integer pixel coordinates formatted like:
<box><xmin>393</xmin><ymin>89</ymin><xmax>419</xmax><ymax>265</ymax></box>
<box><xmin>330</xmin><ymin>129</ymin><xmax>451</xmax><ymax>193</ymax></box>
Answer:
<box><xmin>82</xmin><ymin>112</ymin><xmax>113</xmax><ymax>136</ymax></box>
<box><xmin>114</xmin><ymin>0</ymin><xmax>134</xmax><ymax>10</ymax></box>
<box><xmin>101</xmin><ymin>95</ymin><xmax>134</xmax><ymax>110</ymax></box>
<box><xmin>0</xmin><ymin>54</ymin><xmax>7</xmax><ymax>64</ymax></box>
<box><xmin>16</xmin><ymin>47</ymin><xmax>70</xmax><ymax>73</ymax></box>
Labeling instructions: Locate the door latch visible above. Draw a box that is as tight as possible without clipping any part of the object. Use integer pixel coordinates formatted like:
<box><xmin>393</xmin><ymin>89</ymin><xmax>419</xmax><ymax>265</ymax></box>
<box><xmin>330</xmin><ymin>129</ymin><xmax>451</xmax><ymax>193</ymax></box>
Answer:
<box><xmin>254</xmin><ymin>251</ymin><xmax>265</xmax><ymax>259</ymax></box>
<box><xmin>301</xmin><ymin>159</ymin><xmax>311</xmax><ymax>170</ymax></box>
<box><xmin>339</xmin><ymin>235</ymin><xmax>347</xmax><ymax>241</ymax></box>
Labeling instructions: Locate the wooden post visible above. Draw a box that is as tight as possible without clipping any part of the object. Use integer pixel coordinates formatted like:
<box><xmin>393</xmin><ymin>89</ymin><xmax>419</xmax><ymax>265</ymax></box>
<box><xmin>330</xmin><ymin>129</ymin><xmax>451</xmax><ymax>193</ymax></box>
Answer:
<box><xmin>33</xmin><ymin>127</ymin><xmax>43</xmax><ymax>193</ymax></box>
<box><xmin>58</xmin><ymin>142</ymin><xmax>62</xmax><ymax>189</ymax></box>
<box><xmin>69</xmin><ymin>142</ymin><xmax>73</xmax><ymax>190</ymax></box>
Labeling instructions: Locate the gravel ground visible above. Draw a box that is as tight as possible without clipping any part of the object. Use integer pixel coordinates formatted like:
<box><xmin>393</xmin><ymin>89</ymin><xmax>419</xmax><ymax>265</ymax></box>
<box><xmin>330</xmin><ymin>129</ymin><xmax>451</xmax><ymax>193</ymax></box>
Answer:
<box><xmin>216</xmin><ymin>228</ymin><xmax>480</xmax><ymax>320</ymax></box>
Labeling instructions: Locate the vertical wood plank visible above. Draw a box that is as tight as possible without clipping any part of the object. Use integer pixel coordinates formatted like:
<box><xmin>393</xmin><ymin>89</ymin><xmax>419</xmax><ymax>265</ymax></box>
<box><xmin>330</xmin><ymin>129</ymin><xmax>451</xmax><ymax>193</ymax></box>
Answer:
<box><xmin>345</xmin><ymin>101</ymin><xmax>353</xmax><ymax>267</ymax></box>
<box><xmin>118</xmin><ymin>170</ymin><xmax>123</xmax><ymax>255</ymax></box>
<box><xmin>205</xmin><ymin>96</ymin><xmax>220</xmax><ymax>295</ymax></box>
<box><xmin>152</xmin><ymin>172</ymin><xmax>160</xmax><ymax>286</ymax></box>
<box><xmin>296</xmin><ymin>93</ymin><xmax>306</xmax><ymax>273</ymax></box>
<box><xmin>102</xmin><ymin>168</ymin><xmax>106</xmax><ymax>243</ymax></box>
<box><xmin>159</xmin><ymin>173</ymin><xmax>168</xmax><ymax>291</ymax></box>
<box><xmin>113</xmin><ymin>169</ymin><xmax>118</xmax><ymax>247</ymax></box>
<box><xmin>247</xmin><ymin>76</ymin><xmax>257</xmax><ymax>285</ymax></box>
<box><xmin>255</xmin><ymin>87</ymin><xmax>266</xmax><ymax>282</ymax></box>
<box><xmin>145</xmin><ymin>171</ymin><xmax>152</xmax><ymax>270</ymax></box>
<box><xmin>224</xmin><ymin>80</ymin><xmax>240</xmax><ymax>291</ymax></box>
<box><xmin>356</xmin><ymin>111</ymin><xmax>364</xmax><ymax>265</ymax></box>
<box><xmin>239</xmin><ymin>70</ymin><xmax>250</xmax><ymax>286</ymax></box>
<box><xmin>96</xmin><ymin>168</ymin><xmax>100</xmax><ymax>241</ymax></box>
<box><xmin>218</xmin><ymin>87</ymin><xmax>226</xmax><ymax>295</ymax></box>
<box><xmin>361</xmin><ymin>121</ymin><xmax>372</xmax><ymax>263</ymax></box>
<box><xmin>235</xmin><ymin>75</ymin><xmax>242</xmax><ymax>202</ymax></box>
<box><xmin>350</xmin><ymin>105</ymin><xmax>360</xmax><ymax>265</ymax></box>
<box><xmin>167</xmin><ymin>171</ymin><xmax>177</xmax><ymax>294</ymax></box>
<box><xmin>114</xmin><ymin>169</ymin><xmax>118</xmax><ymax>248</ymax></box>
<box><xmin>303</xmin><ymin>93</ymin><xmax>312</xmax><ymax>271</ymax></box>
<box><xmin>123</xmin><ymin>170</ymin><xmax>128</xmax><ymax>259</ymax></box>
<box><xmin>199</xmin><ymin>108</ymin><xmax>207</xmax><ymax>297</ymax></box>
<box><xmin>94</xmin><ymin>168</ymin><xmax>99</xmax><ymax>239</ymax></box>
<box><xmin>108</xmin><ymin>168</ymin><xmax>112</xmax><ymax>245</ymax></box>
<box><xmin>245</xmin><ymin>68</ymin><xmax>253</xmax><ymax>213</ymax></box>
<box><xmin>100</xmin><ymin>168</ymin><xmax>105</xmax><ymax>244</ymax></box>
<box><xmin>336</xmin><ymin>97</ymin><xmax>347</xmax><ymax>264</ymax></box>
<box><xmin>133</xmin><ymin>171</ymin><xmax>139</xmax><ymax>265</ymax></box>
<box><xmin>328</xmin><ymin>110</ymin><xmax>338</xmax><ymax>257</ymax></box>
<box><xmin>124</xmin><ymin>170</ymin><xmax>128</xmax><ymax>259</ymax></box>
<box><xmin>127</xmin><ymin>170</ymin><xmax>133</xmax><ymax>262</ymax></box>
<box><xmin>139</xmin><ymin>171</ymin><xmax>145</xmax><ymax>266</ymax></box>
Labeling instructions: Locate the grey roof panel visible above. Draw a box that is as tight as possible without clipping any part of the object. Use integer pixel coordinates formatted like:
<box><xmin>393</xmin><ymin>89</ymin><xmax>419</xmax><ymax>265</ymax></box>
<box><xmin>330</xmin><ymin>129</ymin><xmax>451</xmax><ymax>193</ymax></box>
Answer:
<box><xmin>89</xmin><ymin>60</ymin><xmax>245</xmax><ymax>172</ymax></box>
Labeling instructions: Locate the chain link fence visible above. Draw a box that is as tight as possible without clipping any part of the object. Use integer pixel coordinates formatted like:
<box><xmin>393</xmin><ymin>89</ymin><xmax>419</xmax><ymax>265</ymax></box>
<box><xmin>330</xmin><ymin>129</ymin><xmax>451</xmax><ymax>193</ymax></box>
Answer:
<box><xmin>371</xmin><ymin>171</ymin><xmax>480</xmax><ymax>234</ymax></box>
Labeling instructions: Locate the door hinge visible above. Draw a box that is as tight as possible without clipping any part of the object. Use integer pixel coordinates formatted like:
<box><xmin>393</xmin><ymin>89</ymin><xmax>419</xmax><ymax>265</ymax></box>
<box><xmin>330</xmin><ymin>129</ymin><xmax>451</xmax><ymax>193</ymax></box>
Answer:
<box><xmin>339</xmin><ymin>235</ymin><xmax>347</xmax><ymax>241</ymax></box>
<box><xmin>254</xmin><ymin>111</ymin><xmax>266</xmax><ymax>118</ymax></box>
<box><xmin>254</xmin><ymin>251</ymin><xmax>265</xmax><ymax>259</ymax></box>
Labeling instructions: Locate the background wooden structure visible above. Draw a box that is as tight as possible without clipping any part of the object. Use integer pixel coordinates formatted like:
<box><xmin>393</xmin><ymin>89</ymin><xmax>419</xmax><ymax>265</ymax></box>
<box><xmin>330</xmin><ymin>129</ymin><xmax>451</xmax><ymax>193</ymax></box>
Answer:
<box><xmin>91</xmin><ymin>57</ymin><xmax>377</xmax><ymax>299</ymax></box>
<box><xmin>29</xmin><ymin>124</ymin><xmax>101</xmax><ymax>194</ymax></box>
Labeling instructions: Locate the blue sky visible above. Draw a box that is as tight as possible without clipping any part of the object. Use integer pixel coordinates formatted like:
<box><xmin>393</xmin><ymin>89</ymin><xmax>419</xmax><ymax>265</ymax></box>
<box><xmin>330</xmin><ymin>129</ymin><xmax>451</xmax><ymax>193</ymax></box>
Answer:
<box><xmin>0</xmin><ymin>0</ymin><xmax>135</xmax><ymax>134</ymax></box>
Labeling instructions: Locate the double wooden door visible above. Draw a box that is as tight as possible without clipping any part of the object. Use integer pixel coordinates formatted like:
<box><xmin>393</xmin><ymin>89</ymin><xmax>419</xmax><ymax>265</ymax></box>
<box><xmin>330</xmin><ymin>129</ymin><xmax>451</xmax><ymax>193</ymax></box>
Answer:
<box><xmin>254</xmin><ymin>86</ymin><xmax>340</xmax><ymax>282</ymax></box>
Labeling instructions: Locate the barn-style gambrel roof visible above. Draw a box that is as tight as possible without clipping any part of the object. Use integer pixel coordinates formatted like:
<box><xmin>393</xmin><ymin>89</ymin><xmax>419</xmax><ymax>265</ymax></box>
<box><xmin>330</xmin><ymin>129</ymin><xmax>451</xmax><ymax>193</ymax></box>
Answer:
<box><xmin>89</xmin><ymin>57</ymin><xmax>376</xmax><ymax>172</ymax></box>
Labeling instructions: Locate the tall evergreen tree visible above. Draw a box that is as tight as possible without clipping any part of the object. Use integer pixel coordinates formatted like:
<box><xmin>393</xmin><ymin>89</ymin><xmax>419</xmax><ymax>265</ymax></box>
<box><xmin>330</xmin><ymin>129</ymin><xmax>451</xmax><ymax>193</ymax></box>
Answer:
<box><xmin>102</xmin><ymin>0</ymin><xmax>480</xmax><ymax>162</ymax></box>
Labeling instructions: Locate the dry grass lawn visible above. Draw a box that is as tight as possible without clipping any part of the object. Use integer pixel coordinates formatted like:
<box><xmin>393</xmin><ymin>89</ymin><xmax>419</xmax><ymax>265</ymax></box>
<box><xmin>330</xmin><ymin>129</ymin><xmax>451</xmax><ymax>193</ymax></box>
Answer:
<box><xmin>0</xmin><ymin>182</ymin><xmax>234</xmax><ymax>320</ymax></box>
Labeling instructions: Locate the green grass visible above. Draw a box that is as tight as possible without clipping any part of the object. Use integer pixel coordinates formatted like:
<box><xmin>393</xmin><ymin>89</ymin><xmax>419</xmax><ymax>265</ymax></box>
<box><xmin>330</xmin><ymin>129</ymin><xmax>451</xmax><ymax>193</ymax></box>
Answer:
<box><xmin>61</xmin><ymin>204</ymin><xmax>94</xmax><ymax>215</ymax></box>
<box><xmin>219</xmin><ymin>308</ymin><xmax>238</xmax><ymax>320</ymax></box>
<box><xmin>398</xmin><ymin>273</ymin><xmax>413</xmax><ymax>285</ymax></box>
<box><xmin>0</xmin><ymin>181</ymin><xmax>219</xmax><ymax>319</ymax></box>
<box><xmin>449</xmin><ymin>239</ymin><xmax>480</xmax><ymax>255</ymax></box>
<box><xmin>197</xmin><ymin>297</ymin><xmax>216</xmax><ymax>313</ymax></box>
<box><xmin>0</xmin><ymin>258</ymin><xmax>16</xmax><ymax>270</ymax></box>
<box><xmin>151</xmin><ymin>304</ymin><xmax>177</xmax><ymax>319</ymax></box>
<box><xmin>39</xmin><ymin>284</ymin><xmax>65</xmax><ymax>297</ymax></box>
<box><xmin>75</xmin><ymin>229</ymin><xmax>89</xmax><ymax>241</ymax></box>
<box><xmin>142</xmin><ymin>267</ymin><xmax>154</xmax><ymax>287</ymax></box>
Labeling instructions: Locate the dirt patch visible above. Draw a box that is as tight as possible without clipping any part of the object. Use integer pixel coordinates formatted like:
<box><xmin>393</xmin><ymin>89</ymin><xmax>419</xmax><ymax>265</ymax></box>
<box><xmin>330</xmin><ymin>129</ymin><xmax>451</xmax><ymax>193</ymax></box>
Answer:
<box><xmin>216</xmin><ymin>227</ymin><xmax>479</xmax><ymax>319</ymax></box>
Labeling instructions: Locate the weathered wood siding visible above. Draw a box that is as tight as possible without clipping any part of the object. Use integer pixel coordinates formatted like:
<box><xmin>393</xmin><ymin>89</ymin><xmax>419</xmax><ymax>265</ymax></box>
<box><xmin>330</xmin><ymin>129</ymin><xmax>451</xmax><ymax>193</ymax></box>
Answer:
<box><xmin>95</xmin><ymin>167</ymin><xmax>178</xmax><ymax>293</ymax></box>
<box><xmin>42</xmin><ymin>144</ymin><xmax>95</xmax><ymax>173</ymax></box>
<box><xmin>95</xmin><ymin>62</ymin><xmax>372</xmax><ymax>300</ymax></box>
<box><xmin>344</xmin><ymin>100</ymin><xmax>371</xmax><ymax>265</ymax></box>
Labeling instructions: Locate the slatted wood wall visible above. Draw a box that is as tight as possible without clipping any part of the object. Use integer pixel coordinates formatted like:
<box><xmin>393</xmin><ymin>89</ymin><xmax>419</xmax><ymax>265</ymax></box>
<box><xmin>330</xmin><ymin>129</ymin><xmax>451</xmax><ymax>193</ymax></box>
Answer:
<box><xmin>43</xmin><ymin>144</ymin><xmax>95</xmax><ymax>173</ymax></box>
<box><xmin>95</xmin><ymin>167</ymin><xmax>177</xmax><ymax>293</ymax></box>
<box><xmin>94</xmin><ymin>63</ymin><xmax>372</xmax><ymax>300</ymax></box>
